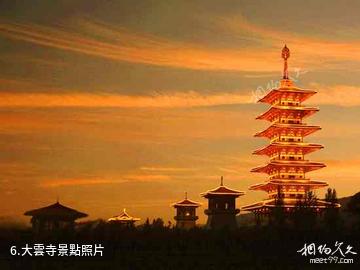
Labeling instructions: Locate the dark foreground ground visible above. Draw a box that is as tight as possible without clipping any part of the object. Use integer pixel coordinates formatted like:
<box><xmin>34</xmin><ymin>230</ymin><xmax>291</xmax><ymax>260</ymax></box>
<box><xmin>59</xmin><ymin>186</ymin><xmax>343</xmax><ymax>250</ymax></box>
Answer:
<box><xmin>0</xmin><ymin>224</ymin><xmax>359</xmax><ymax>270</ymax></box>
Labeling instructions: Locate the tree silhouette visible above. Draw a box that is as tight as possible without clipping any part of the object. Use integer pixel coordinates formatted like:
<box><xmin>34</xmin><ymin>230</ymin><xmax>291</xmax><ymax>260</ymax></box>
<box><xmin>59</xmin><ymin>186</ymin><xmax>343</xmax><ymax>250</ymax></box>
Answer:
<box><xmin>152</xmin><ymin>218</ymin><xmax>165</xmax><ymax>229</ymax></box>
<box><xmin>347</xmin><ymin>192</ymin><xmax>360</xmax><ymax>229</ymax></box>
<box><xmin>324</xmin><ymin>188</ymin><xmax>340</xmax><ymax>230</ymax></box>
<box><xmin>292</xmin><ymin>191</ymin><xmax>318</xmax><ymax>229</ymax></box>
<box><xmin>271</xmin><ymin>186</ymin><xmax>285</xmax><ymax>227</ymax></box>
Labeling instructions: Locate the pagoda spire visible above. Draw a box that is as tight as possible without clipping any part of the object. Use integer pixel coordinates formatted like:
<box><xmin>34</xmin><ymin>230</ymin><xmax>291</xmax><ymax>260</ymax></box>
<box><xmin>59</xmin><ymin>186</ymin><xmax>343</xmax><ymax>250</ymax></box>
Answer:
<box><xmin>281</xmin><ymin>45</ymin><xmax>290</xmax><ymax>79</ymax></box>
<box><xmin>185</xmin><ymin>192</ymin><xmax>188</xmax><ymax>199</ymax></box>
<box><xmin>220</xmin><ymin>176</ymin><xmax>224</xmax><ymax>186</ymax></box>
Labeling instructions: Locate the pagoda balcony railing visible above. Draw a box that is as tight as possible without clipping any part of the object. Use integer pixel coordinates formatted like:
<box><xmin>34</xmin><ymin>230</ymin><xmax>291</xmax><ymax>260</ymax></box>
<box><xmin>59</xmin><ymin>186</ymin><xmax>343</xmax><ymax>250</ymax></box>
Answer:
<box><xmin>204</xmin><ymin>209</ymin><xmax>240</xmax><ymax>215</ymax></box>
<box><xmin>268</xmin><ymin>177</ymin><xmax>309</xmax><ymax>181</ymax></box>
<box><xmin>270</xmin><ymin>158</ymin><xmax>309</xmax><ymax>162</ymax></box>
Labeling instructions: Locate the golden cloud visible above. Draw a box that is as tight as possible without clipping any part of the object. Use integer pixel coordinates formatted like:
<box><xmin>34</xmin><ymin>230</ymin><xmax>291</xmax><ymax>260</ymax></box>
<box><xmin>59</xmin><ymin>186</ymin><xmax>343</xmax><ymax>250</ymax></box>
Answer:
<box><xmin>0</xmin><ymin>91</ymin><xmax>251</xmax><ymax>108</ymax></box>
<box><xmin>0</xmin><ymin>20</ymin><xmax>279</xmax><ymax>72</ymax></box>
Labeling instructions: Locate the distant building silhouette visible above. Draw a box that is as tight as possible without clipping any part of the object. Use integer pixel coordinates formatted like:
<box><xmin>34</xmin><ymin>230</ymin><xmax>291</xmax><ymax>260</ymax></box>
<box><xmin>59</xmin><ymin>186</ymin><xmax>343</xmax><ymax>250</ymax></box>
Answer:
<box><xmin>107</xmin><ymin>208</ymin><xmax>140</xmax><ymax>227</ymax></box>
<box><xmin>24</xmin><ymin>201</ymin><xmax>87</xmax><ymax>233</ymax></box>
<box><xmin>201</xmin><ymin>177</ymin><xmax>245</xmax><ymax>229</ymax></box>
<box><xmin>172</xmin><ymin>192</ymin><xmax>201</xmax><ymax>229</ymax></box>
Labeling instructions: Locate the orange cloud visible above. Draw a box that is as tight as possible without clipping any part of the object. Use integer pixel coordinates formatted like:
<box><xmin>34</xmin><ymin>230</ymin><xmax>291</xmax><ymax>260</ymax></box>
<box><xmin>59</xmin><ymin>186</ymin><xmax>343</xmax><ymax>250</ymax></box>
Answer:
<box><xmin>218</xmin><ymin>15</ymin><xmax>360</xmax><ymax>67</ymax></box>
<box><xmin>40</xmin><ymin>174</ymin><xmax>171</xmax><ymax>188</ymax></box>
<box><xmin>140</xmin><ymin>167</ymin><xmax>197</xmax><ymax>172</ymax></box>
<box><xmin>1</xmin><ymin>17</ymin><xmax>360</xmax><ymax>74</ymax></box>
<box><xmin>0</xmin><ymin>20</ymin><xmax>279</xmax><ymax>72</ymax></box>
<box><xmin>309</xmin><ymin>84</ymin><xmax>360</xmax><ymax>107</ymax></box>
<box><xmin>0</xmin><ymin>91</ymin><xmax>251</xmax><ymax>108</ymax></box>
<box><xmin>123</xmin><ymin>174</ymin><xmax>171</xmax><ymax>182</ymax></box>
<box><xmin>40</xmin><ymin>178</ymin><xmax>123</xmax><ymax>188</ymax></box>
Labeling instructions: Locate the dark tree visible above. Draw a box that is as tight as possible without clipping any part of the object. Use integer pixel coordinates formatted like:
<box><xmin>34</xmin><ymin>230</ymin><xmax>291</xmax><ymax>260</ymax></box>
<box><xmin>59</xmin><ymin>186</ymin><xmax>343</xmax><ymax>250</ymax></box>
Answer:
<box><xmin>152</xmin><ymin>218</ymin><xmax>165</xmax><ymax>229</ymax></box>
<box><xmin>271</xmin><ymin>186</ymin><xmax>285</xmax><ymax>227</ymax></box>
<box><xmin>347</xmin><ymin>192</ymin><xmax>360</xmax><ymax>228</ymax></box>
<box><xmin>324</xmin><ymin>188</ymin><xmax>340</xmax><ymax>230</ymax></box>
<box><xmin>292</xmin><ymin>191</ymin><xmax>318</xmax><ymax>229</ymax></box>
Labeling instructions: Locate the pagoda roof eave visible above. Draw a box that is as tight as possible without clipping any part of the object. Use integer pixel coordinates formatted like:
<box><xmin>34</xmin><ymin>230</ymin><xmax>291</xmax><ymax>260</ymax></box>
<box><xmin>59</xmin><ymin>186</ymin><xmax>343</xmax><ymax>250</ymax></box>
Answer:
<box><xmin>201</xmin><ymin>185</ymin><xmax>245</xmax><ymax>197</ymax></box>
<box><xmin>172</xmin><ymin>199</ymin><xmax>201</xmax><ymax>207</ymax></box>
<box><xmin>249</xmin><ymin>180</ymin><xmax>328</xmax><ymax>191</ymax></box>
<box><xmin>253</xmin><ymin>142</ymin><xmax>324</xmax><ymax>155</ymax></box>
<box><xmin>258</xmin><ymin>88</ymin><xmax>317</xmax><ymax>104</ymax></box>
<box><xmin>251</xmin><ymin>161</ymin><xmax>326</xmax><ymax>173</ymax></box>
<box><xmin>242</xmin><ymin>199</ymin><xmax>339</xmax><ymax>211</ymax></box>
<box><xmin>254</xmin><ymin>123</ymin><xmax>321</xmax><ymax>138</ymax></box>
<box><xmin>256</xmin><ymin>106</ymin><xmax>319</xmax><ymax>121</ymax></box>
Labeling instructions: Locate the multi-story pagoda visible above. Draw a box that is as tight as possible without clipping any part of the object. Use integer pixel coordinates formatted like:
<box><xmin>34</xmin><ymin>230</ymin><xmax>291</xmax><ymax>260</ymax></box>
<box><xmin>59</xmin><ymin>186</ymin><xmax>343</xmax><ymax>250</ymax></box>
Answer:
<box><xmin>172</xmin><ymin>192</ymin><xmax>201</xmax><ymax>229</ymax></box>
<box><xmin>107</xmin><ymin>208</ymin><xmax>140</xmax><ymax>227</ymax></box>
<box><xmin>242</xmin><ymin>45</ymin><xmax>338</xmax><ymax>217</ymax></box>
<box><xmin>201</xmin><ymin>177</ymin><xmax>245</xmax><ymax>229</ymax></box>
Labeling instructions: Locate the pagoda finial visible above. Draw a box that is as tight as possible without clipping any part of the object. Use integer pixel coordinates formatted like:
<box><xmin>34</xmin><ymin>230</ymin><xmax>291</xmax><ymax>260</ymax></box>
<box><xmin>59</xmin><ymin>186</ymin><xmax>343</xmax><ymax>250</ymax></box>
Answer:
<box><xmin>56</xmin><ymin>195</ymin><xmax>59</xmax><ymax>204</ymax></box>
<box><xmin>123</xmin><ymin>208</ymin><xmax>126</xmax><ymax>214</ymax></box>
<box><xmin>220</xmin><ymin>176</ymin><xmax>224</xmax><ymax>186</ymax></box>
<box><xmin>185</xmin><ymin>192</ymin><xmax>188</xmax><ymax>199</ymax></box>
<box><xmin>281</xmin><ymin>44</ymin><xmax>290</xmax><ymax>79</ymax></box>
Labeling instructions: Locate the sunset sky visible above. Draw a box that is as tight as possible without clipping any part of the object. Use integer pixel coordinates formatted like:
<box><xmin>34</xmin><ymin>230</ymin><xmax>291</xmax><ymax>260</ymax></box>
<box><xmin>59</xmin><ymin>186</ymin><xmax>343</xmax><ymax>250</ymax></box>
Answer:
<box><xmin>1</xmin><ymin>0</ymin><xmax>360</xmax><ymax>224</ymax></box>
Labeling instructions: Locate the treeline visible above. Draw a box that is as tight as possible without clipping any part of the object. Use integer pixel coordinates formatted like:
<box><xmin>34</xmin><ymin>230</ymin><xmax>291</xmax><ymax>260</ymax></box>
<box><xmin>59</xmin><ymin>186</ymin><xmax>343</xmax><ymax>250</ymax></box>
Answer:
<box><xmin>1</xmin><ymin>191</ymin><xmax>360</xmax><ymax>269</ymax></box>
<box><xmin>265</xmin><ymin>188</ymin><xmax>360</xmax><ymax>232</ymax></box>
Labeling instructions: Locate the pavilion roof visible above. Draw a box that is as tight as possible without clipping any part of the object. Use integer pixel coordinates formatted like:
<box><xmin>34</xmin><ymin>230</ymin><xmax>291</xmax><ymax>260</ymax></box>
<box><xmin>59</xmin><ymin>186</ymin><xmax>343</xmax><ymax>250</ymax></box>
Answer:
<box><xmin>24</xmin><ymin>202</ymin><xmax>88</xmax><ymax>220</ymax></box>
<box><xmin>172</xmin><ymin>198</ymin><xmax>201</xmax><ymax>207</ymax></box>
<box><xmin>201</xmin><ymin>177</ymin><xmax>245</xmax><ymax>197</ymax></box>
<box><xmin>107</xmin><ymin>209</ymin><xmax>140</xmax><ymax>222</ymax></box>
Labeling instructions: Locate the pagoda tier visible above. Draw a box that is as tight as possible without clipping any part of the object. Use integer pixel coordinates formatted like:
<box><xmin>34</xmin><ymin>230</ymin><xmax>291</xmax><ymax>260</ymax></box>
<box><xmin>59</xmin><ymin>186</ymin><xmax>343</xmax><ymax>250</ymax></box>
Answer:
<box><xmin>242</xmin><ymin>197</ymin><xmax>334</xmax><ymax>212</ymax></box>
<box><xmin>257</xmin><ymin>82</ymin><xmax>317</xmax><ymax>105</ymax></box>
<box><xmin>242</xmin><ymin>46</ymin><xmax>339</xmax><ymax>213</ymax></box>
<box><xmin>251</xmin><ymin>161</ymin><xmax>326</xmax><ymax>174</ymax></box>
<box><xmin>255</xmin><ymin>123</ymin><xmax>321</xmax><ymax>139</ymax></box>
<box><xmin>249</xmin><ymin>179</ymin><xmax>328</xmax><ymax>191</ymax></box>
<box><xmin>256</xmin><ymin>105</ymin><xmax>319</xmax><ymax>122</ymax></box>
<box><xmin>253</xmin><ymin>142</ymin><xmax>323</xmax><ymax>156</ymax></box>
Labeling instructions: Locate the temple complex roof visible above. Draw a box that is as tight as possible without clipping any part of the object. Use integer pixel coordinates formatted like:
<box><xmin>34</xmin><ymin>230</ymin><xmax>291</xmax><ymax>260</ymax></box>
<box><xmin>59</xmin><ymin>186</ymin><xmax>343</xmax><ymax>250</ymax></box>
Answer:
<box><xmin>24</xmin><ymin>201</ymin><xmax>88</xmax><ymax>220</ymax></box>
